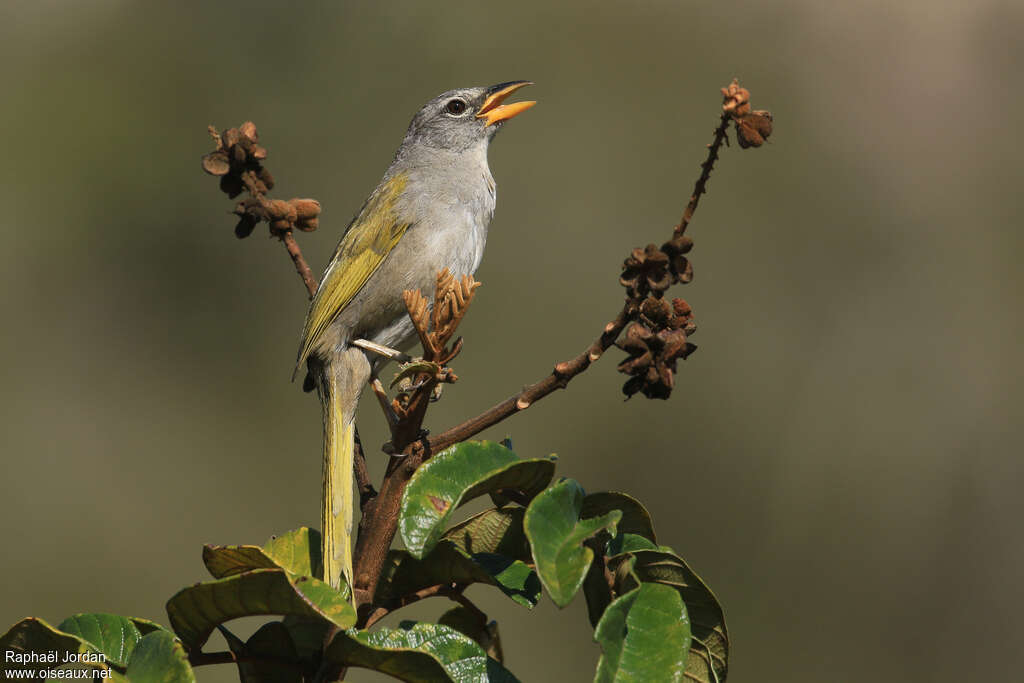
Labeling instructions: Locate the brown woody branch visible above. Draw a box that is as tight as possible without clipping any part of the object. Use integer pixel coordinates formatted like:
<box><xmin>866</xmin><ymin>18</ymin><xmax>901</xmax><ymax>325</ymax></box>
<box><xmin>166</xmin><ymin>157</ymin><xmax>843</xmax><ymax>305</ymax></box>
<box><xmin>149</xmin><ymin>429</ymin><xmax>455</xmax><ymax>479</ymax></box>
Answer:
<box><xmin>362</xmin><ymin>582</ymin><xmax>483</xmax><ymax>630</ymax></box>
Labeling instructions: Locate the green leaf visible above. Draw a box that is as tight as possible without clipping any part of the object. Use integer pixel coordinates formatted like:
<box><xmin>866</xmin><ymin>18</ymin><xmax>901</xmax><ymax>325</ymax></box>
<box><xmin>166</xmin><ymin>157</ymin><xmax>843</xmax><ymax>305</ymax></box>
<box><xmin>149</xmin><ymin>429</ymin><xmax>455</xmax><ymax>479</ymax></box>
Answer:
<box><xmin>56</xmin><ymin>614</ymin><xmax>143</xmax><ymax>668</ymax></box>
<box><xmin>1</xmin><ymin>618</ymin><xmax>107</xmax><ymax>673</ymax></box>
<box><xmin>443</xmin><ymin>507</ymin><xmax>531</xmax><ymax>562</ymax></box>
<box><xmin>129</xmin><ymin>618</ymin><xmax>172</xmax><ymax>637</ymax></box>
<box><xmin>281</xmin><ymin>617</ymin><xmax>328</xmax><ymax>669</ymax></box>
<box><xmin>399</xmin><ymin>441</ymin><xmax>556</xmax><ymax>559</ymax></box>
<box><xmin>326</xmin><ymin>621</ymin><xmax>519</xmax><ymax>682</ymax></box>
<box><xmin>166</xmin><ymin>568</ymin><xmax>355</xmax><ymax>651</ymax></box>
<box><xmin>220</xmin><ymin>622</ymin><xmax>303</xmax><ymax>683</ymax></box>
<box><xmin>437</xmin><ymin>607</ymin><xmax>504</xmax><ymax>665</ymax></box>
<box><xmin>262</xmin><ymin>528</ymin><xmax>323</xmax><ymax>579</ymax></box>
<box><xmin>609</xmin><ymin>550</ymin><xmax>728</xmax><ymax>682</ymax></box>
<box><xmin>202</xmin><ymin>545</ymin><xmax>279</xmax><ymax>579</ymax></box>
<box><xmin>594</xmin><ymin>583</ymin><xmax>691</xmax><ymax>683</ymax></box>
<box><xmin>577</xmin><ymin>492</ymin><xmax>660</xmax><ymax>627</ymax></box>
<box><xmin>379</xmin><ymin>543</ymin><xmax>541</xmax><ymax>608</ymax></box>
<box><xmin>203</xmin><ymin>527</ymin><xmax>323</xmax><ymax>582</ymax></box>
<box><xmin>124</xmin><ymin>630</ymin><xmax>195</xmax><ymax>683</ymax></box>
<box><xmin>582</xmin><ymin>557</ymin><xmax>614</xmax><ymax>629</ymax></box>
<box><xmin>391</xmin><ymin>360</ymin><xmax>441</xmax><ymax>389</ymax></box>
<box><xmin>608</xmin><ymin>533</ymin><xmax>664</xmax><ymax>555</ymax></box>
<box><xmin>581</xmin><ymin>492</ymin><xmax>657</xmax><ymax>543</ymax></box>
<box><xmin>524</xmin><ymin>479</ymin><xmax>621</xmax><ymax>607</ymax></box>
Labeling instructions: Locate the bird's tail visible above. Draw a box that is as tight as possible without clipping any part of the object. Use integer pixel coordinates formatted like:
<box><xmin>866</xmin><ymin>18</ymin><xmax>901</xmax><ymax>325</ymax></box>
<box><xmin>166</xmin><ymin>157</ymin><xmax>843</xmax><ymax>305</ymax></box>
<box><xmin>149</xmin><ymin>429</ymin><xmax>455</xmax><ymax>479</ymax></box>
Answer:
<box><xmin>317</xmin><ymin>349</ymin><xmax>370</xmax><ymax>597</ymax></box>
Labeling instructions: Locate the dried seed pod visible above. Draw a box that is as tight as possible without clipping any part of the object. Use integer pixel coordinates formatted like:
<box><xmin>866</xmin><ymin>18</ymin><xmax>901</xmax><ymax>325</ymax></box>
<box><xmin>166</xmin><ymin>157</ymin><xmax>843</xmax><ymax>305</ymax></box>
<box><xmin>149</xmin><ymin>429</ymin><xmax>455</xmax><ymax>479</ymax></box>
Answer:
<box><xmin>219</xmin><ymin>174</ymin><xmax>243</xmax><ymax>199</ymax></box>
<box><xmin>222</xmin><ymin>127</ymin><xmax>242</xmax><ymax>150</ymax></box>
<box><xmin>735</xmin><ymin>111</ymin><xmax>773</xmax><ymax>148</ymax></box>
<box><xmin>258</xmin><ymin>167</ymin><xmax>275</xmax><ymax>190</ymax></box>
<box><xmin>617</xmin><ymin>297</ymin><xmax>697</xmax><ymax>400</ymax></box>
<box><xmin>265</xmin><ymin>199</ymin><xmax>295</xmax><ymax>222</ymax></box>
<box><xmin>201</xmin><ymin>151</ymin><xmax>231</xmax><ymax>176</ymax></box>
<box><xmin>235</xmin><ymin>214</ymin><xmax>258</xmax><ymax>239</ymax></box>
<box><xmin>640</xmin><ymin>296</ymin><xmax>672</xmax><ymax>325</ymax></box>
<box><xmin>239</xmin><ymin>121</ymin><xmax>258</xmax><ymax>142</ymax></box>
<box><xmin>289</xmin><ymin>198</ymin><xmax>321</xmax><ymax>221</ymax></box>
<box><xmin>721</xmin><ymin>79</ymin><xmax>751</xmax><ymax>117</ymax></box>
<box><xmin>621</xmin><ymin>243</ymin><xmax>673</xmax><ymax>297</ymax></box>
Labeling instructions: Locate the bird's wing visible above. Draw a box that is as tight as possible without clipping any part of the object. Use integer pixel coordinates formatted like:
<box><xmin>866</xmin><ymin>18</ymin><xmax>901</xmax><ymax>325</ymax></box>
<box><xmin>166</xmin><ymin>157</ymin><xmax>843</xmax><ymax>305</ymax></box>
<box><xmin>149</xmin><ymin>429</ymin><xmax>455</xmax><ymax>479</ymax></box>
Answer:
<box><xmin>295</xmin><ymin>173</ymin><xmax>411</xmax><ymax>374</ymax></box>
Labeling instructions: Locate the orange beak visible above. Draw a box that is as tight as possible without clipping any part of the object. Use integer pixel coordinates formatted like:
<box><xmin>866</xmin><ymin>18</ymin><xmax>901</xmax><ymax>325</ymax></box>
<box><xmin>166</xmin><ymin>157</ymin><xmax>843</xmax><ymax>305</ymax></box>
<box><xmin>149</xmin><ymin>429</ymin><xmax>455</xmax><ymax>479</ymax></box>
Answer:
<box><xmin>476</xmin><ymin>81</ymin><xmax>536</xmax><ymax>126</ymax></box>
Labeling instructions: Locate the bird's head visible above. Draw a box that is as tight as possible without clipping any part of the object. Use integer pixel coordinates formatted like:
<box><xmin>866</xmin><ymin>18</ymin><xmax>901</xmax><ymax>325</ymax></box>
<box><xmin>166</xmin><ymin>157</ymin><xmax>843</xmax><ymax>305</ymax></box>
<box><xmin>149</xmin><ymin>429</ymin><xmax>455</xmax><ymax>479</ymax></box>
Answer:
<box><xmin>401</xmin><ymin>81</ymin><xmax>535</xmax><ymax>152</ymax></box>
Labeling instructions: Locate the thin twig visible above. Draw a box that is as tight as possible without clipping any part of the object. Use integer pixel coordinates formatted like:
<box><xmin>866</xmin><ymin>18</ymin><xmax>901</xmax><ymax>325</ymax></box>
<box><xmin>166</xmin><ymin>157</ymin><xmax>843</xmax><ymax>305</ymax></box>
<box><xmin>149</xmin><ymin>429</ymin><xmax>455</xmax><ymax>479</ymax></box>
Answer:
<box><xmin>282</xmin><ymin>231</ymin><xmax>318</xmax><ymax>298</ymax></box>
<box><xmin>237</xmin><ymin>170</ymin><xmax>319</xmax><ymax>299</ymax></box>
<box><xmin>675</xmin><ymin>111</ymin><xmax>731</xmax><ymax>238</ymax></box>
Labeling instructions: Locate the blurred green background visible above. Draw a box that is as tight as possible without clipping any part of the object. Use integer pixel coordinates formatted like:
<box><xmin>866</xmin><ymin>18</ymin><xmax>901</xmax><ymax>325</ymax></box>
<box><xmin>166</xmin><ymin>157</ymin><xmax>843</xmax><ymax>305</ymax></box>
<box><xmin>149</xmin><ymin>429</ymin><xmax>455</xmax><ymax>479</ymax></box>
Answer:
<box><xmin>2</xmin><ymin>1</ymin><xmax>1022</xmax><ymax>680</ymax></box>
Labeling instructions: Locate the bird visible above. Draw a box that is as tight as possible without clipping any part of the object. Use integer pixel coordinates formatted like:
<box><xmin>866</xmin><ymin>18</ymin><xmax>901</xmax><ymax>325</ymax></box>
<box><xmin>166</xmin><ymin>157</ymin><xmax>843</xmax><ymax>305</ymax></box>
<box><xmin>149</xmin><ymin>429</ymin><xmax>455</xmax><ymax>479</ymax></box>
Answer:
<box><xmin>294</xmin><ymin>81</ymin><xmax>535</xmax><ymax>593</ymax></box>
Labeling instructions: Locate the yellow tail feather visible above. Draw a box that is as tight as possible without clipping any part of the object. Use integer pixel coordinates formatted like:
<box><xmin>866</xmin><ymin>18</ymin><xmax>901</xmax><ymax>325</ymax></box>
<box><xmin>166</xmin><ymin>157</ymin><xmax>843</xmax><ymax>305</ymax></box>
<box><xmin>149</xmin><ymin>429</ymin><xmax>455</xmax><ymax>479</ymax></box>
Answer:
<box><xmin>321</xmin><ymin>376</ymin><xmax>355</xmax><ymax>597</ymax></box>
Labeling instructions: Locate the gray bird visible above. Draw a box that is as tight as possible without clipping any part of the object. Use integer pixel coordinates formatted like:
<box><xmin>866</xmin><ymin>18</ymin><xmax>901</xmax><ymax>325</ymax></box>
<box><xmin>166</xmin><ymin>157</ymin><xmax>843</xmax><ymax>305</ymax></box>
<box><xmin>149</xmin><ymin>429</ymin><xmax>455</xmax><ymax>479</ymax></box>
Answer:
<box><xmin>294</xmin><ymin>81</ymin><xmax>535</xmax><ymax>593</ymax></box>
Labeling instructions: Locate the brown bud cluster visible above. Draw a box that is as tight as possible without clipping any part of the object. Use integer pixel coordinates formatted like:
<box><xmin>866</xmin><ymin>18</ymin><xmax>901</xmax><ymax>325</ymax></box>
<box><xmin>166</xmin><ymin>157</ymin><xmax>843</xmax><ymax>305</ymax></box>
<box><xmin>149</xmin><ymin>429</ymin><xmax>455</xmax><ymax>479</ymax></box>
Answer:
<box><xmin>202</xmin><ymin>122</ymin><xmax>322</xmax><ymax>239</ymax></box>
<box><xmin>619</xmin><ymin>234</ymin><xmax>692</xmax><ymax>300</ymax></box>
<box><xmin>721</xmin><ymin>79</ymin><xmax>773</xmax><ymax>149</ymax></box>
<box><xmin>202</xmin><ymin>122</ymin><xmax>273</xmax><ymax>197</ymax></box>
<box><xmin>616</xmin><ymin>298</ymin><xmax>697</xmax><ymax>399</ymax></box>
<box><xmin>617</xmin><ymin>224</ymin><xmax>697</xmax><ymax>399</ymax></box>
<box><xmin>232</xmin><ymin>197</ymin><xmax>321</xmax><ymax>238</ymax></box>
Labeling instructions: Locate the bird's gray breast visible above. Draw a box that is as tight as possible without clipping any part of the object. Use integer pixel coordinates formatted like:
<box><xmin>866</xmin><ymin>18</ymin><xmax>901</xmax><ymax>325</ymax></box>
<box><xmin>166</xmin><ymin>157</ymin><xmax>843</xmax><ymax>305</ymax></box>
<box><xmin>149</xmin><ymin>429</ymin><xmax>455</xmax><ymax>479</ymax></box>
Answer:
<box><xmin>339</xmin><ymin>146</ymin><xmax>496</xmax><ymax>355</ymax></box>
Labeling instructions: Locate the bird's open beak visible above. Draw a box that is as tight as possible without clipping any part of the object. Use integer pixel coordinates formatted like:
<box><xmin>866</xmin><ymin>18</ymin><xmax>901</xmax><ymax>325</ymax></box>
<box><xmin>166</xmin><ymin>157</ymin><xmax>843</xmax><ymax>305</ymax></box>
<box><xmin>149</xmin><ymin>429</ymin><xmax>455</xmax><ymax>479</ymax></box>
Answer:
<box><xmin>477</xmin><ymin>81</ymin><xmax>536</xmax><ymax>126</ymax></box>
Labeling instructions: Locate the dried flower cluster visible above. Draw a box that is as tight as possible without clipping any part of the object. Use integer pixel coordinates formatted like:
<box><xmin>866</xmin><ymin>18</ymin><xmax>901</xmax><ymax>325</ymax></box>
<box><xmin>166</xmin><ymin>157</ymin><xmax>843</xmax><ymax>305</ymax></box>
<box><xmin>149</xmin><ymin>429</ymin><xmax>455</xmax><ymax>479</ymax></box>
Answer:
<box><xmin>202</xmin><ymin>122</ymin><xmax>321</xmax><ymax>238</ymax></box>
<box><xmin>617</xmin><ymin>242</ymin><xmax>698</xmax><ymax>400</ymax></box>
<box><xmin>619</xmin><ymin>238</ymin><xmax>694</xmax><ymax>300</ymax></box>
<box><xmin>722</xmin><ymin>79</ymin><xmax>773</xmax><ymax>149</ymax></box>
<box><xmin>385</xmin><ymin>270</ymin><xmax>481</xmax><ymax>448</ymax></box>
<box><xmin>616</xmin><ymin>207</ymin><xmax>698</xmax><ymax>399</ymax></box>
<box><xmin>617</xmin><ymin>297</ymin><xmax>697</xmax><ymax>399</ymax></box>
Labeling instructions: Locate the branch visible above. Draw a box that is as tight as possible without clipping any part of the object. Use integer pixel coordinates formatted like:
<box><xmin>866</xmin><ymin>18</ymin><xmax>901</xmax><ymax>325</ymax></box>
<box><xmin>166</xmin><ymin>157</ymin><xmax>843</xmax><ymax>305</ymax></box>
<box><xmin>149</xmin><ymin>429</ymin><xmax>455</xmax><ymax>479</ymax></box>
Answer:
<box><xmin>676</xmin><ymin>111</ymin><xmax>730</xmax><ymax>238</ymax></box>
<box><xmin>362</xmin><ymin>583</ymin><xmax>473</xmax><ymax>630</ymax></box>
<box><xmin>350</xmin><ymin>272</ymin><xmax>480</xmax><ymax>611</ymax></box>
<box><xmin>281</xmin><ymin>231</ymin><xmax>318</xmax><ymax>299</ymax></box>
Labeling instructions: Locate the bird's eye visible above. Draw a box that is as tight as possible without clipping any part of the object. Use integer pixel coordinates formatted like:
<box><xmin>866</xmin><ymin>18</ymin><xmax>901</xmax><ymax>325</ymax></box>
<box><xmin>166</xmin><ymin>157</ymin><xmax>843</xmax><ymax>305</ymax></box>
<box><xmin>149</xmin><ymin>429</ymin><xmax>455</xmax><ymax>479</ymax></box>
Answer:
<box><xmin>445</xmin><ymin>99</ymin><xmax>467</xmax><ymax>115</ymax></box>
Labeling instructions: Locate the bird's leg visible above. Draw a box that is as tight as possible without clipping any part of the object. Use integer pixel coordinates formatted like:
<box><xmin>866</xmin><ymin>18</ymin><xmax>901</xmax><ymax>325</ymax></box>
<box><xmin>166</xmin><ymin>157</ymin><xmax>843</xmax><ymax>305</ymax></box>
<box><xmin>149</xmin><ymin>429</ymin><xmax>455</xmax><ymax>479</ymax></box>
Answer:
<box><xmin>350</xmin><ymin>338</ymin><xmax>413</xmax><ymax>364</ymax></box>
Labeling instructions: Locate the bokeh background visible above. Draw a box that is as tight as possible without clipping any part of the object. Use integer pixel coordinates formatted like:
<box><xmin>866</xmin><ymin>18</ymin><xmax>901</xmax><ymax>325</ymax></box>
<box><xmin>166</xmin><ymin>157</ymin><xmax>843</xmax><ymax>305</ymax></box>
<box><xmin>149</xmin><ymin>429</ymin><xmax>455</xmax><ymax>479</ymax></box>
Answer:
<box><xmin>3</xmin><ymin>1</ymin><xmax>1022</xmax><ymax>680</ymax></box>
